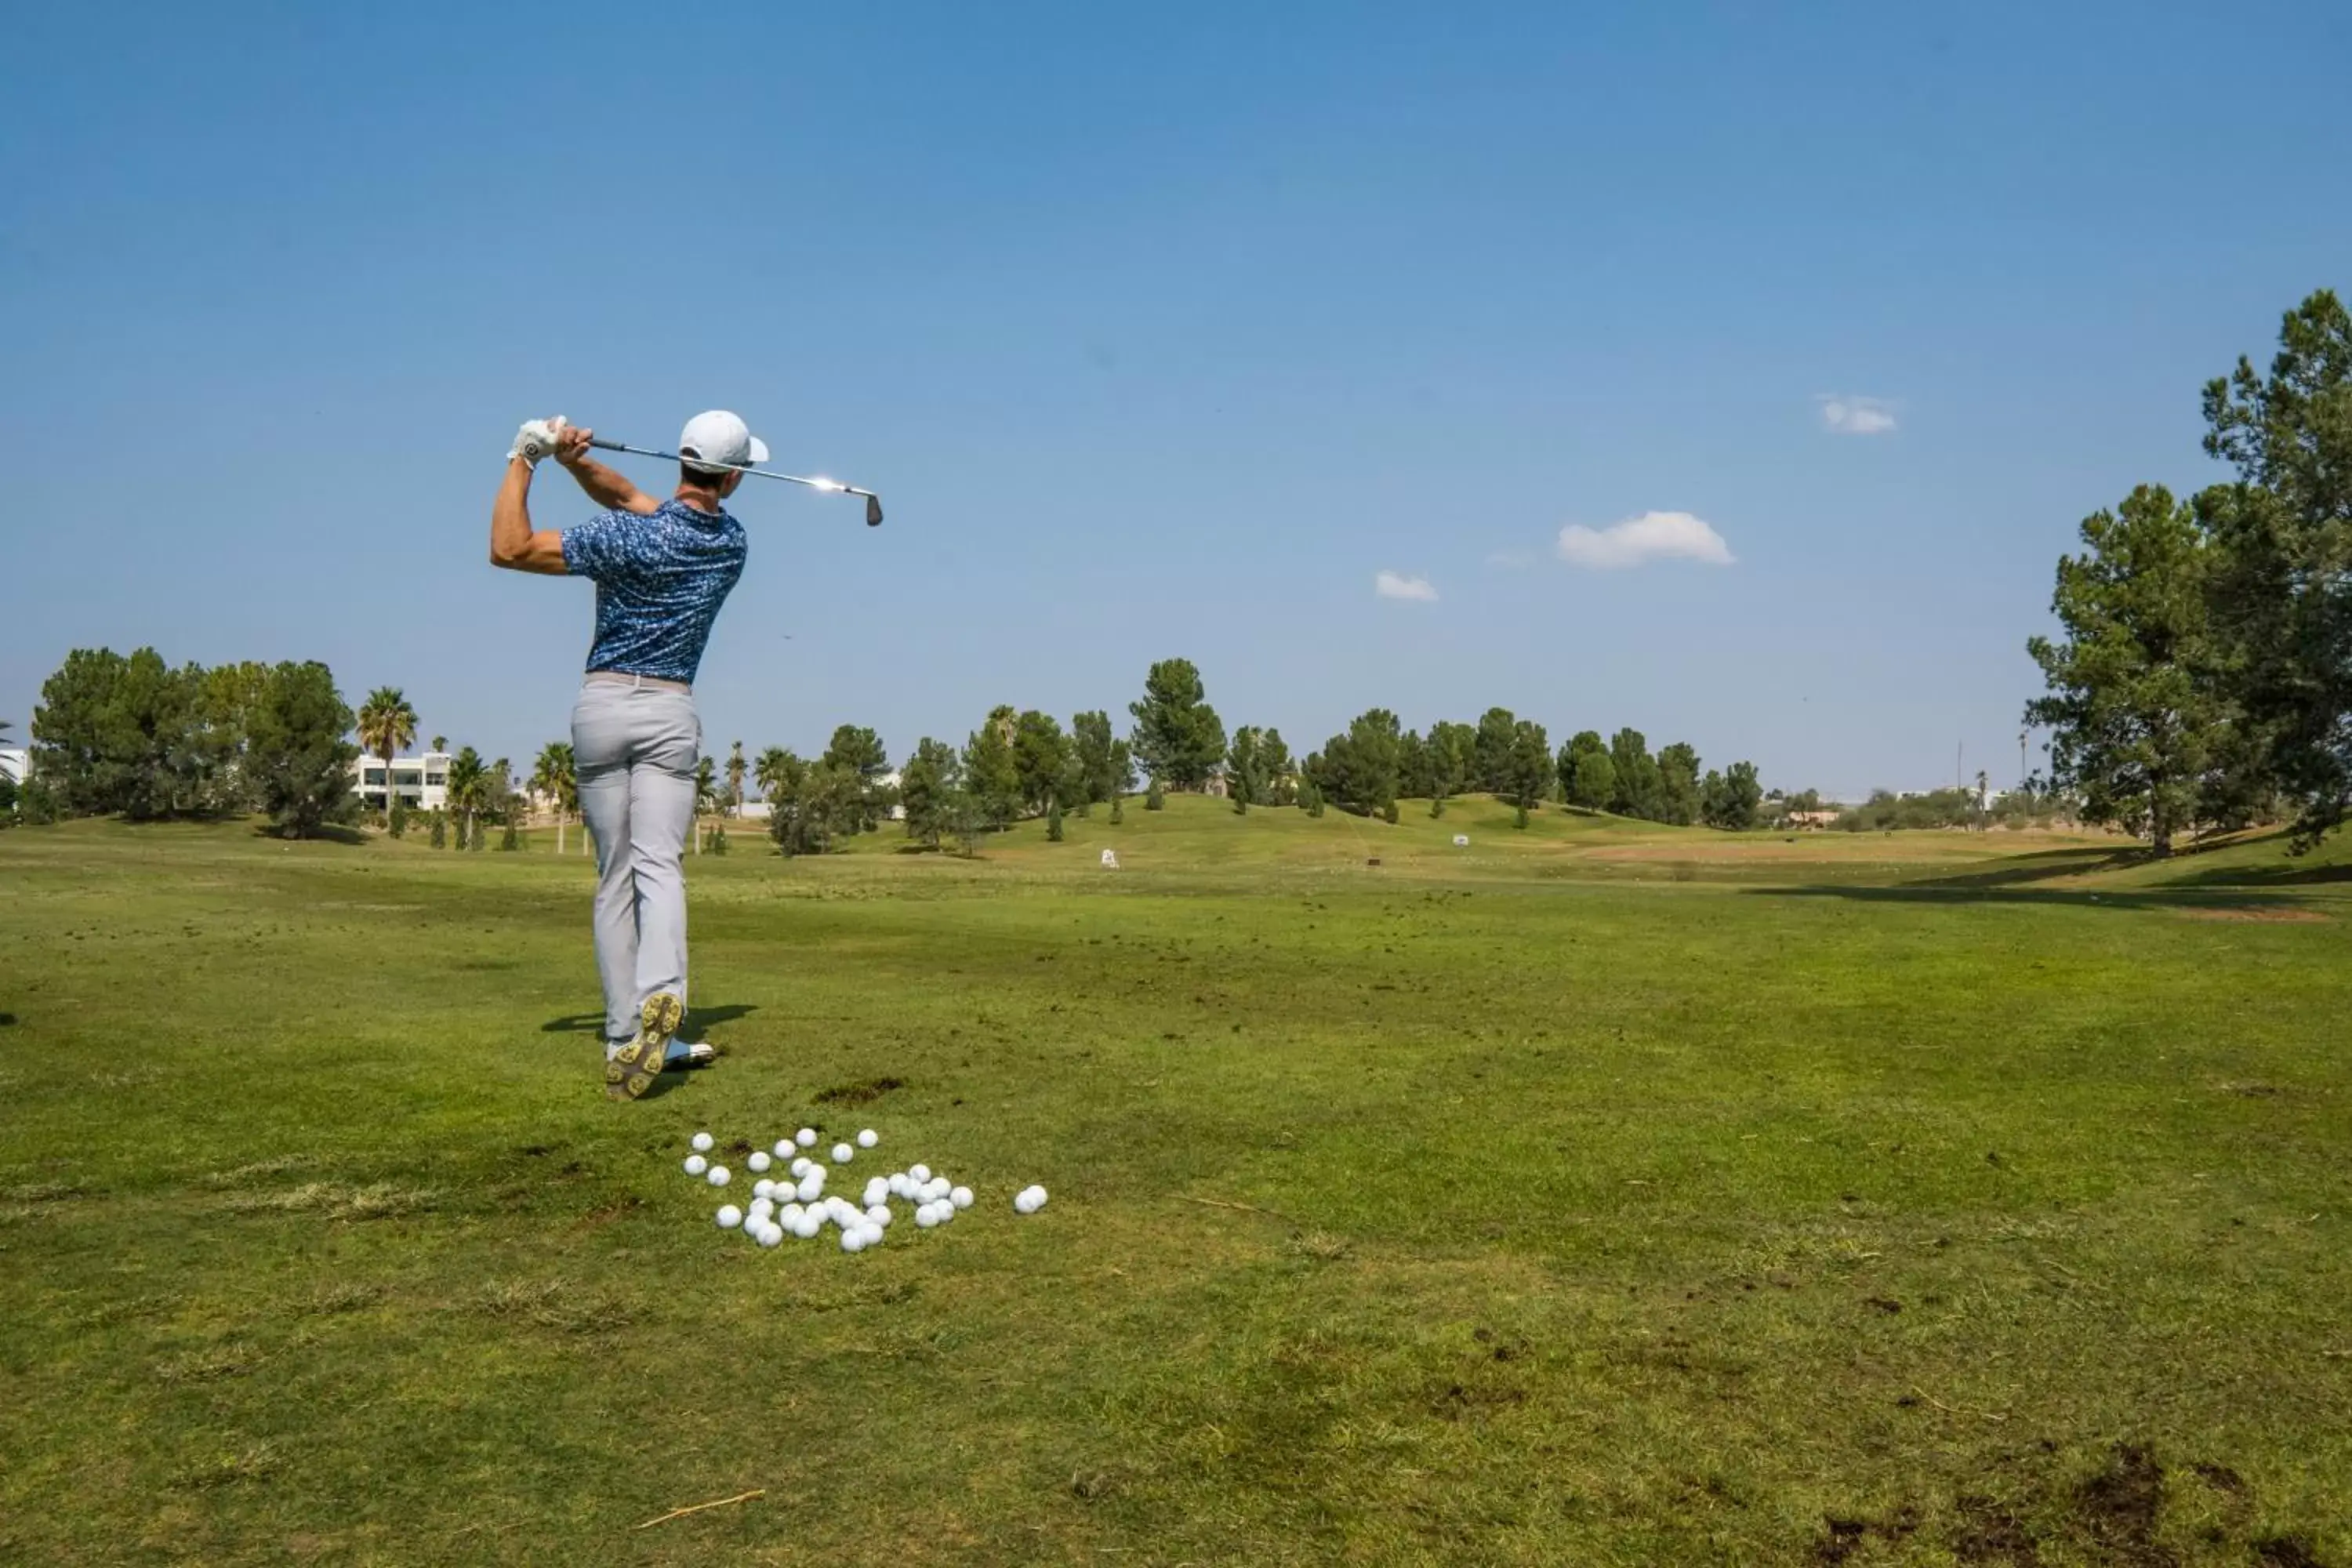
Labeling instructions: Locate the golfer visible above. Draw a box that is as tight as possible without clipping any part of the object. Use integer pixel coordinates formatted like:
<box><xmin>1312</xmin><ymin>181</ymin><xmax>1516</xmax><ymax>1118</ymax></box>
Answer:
<box><xmin>490</xmin><ymin>412</ymin><xmax>760</xmax><ymax>1098</ymax></box>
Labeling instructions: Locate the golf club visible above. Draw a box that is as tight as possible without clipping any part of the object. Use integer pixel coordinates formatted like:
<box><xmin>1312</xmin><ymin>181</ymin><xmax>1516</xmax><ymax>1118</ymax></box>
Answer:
<box><xmin>590</xmin><ymin>438</ymin><xmax>884</xmax><ymax>527</ymax></box>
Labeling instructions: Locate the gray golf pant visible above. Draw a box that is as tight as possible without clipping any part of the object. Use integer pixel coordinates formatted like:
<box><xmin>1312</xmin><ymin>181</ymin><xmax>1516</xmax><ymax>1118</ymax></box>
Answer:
<box><xmin>572</xmin><ymin>679</ymin><xmax>700</xmax><ymax>1048</ymax></box>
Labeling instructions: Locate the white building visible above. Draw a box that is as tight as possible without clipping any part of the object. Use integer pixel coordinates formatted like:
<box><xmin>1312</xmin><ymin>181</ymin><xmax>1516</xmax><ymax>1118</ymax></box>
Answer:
<box><xmin>352</xmin><ymin>751</ymin><xmax>451</xmax><ymax>811</ymax></box>
<box><xmin>0</xmin><ymin>748</ymin><xmax>27</xmax><ymax>786</ymax></box>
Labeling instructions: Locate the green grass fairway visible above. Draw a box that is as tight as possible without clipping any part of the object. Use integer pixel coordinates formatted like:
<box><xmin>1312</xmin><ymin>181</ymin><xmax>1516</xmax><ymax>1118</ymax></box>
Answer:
<box><xmin>5</xmin><ymin>799</ymin><xmax>2348</xmax><ymax>1564</ymax></box>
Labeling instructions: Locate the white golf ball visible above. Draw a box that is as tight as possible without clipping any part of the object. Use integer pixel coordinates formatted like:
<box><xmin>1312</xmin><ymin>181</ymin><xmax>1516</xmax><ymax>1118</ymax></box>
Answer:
<box><xmin>748</xmin><ymin>1150</ymin><xmax>771</xmax><ymax>1173</ymax></box>
<box><xmin>750</xmin><ymin>1179</ymin><xmax>772</xmax><ymax>1200</ymax></box>
<box><xmin>863</xmin><ymin>1179</ymin><xmax>889</xmax><ymax>1206</ymax></box>
<box><xmin>716</xmin><ymin>1204</ymin><xmax>742</xmax><ymax>1229</ymax></box>
<box><xmin>793</xmin><ymin>1213</ymin><xmax>822</xmax><ymax>1240</ymax></box>
<box><xmin>779</xmin><ymin>1201</ymin><xmax>804</xmax><ymax>1221</ymax></box>
<box><xmin>683</xmin><ymin>1154</ymin><xmax>707</xmax><ymax>1177</ymax></box>
<box><xmin>757</xmin><ymin>1223</ymin><xmax>785</xmax><ymax>1247</ymax></box>
<box><xmin>841</xmin><ymin>1228</ymin><xmax>867</xmax><ymax>1254</ymax></box>
<box><xmin>706</xmin><ymin>1165</ymin><xmax>731</xmax><ymax>1188</ymax></box>
<box><xmin>796</xmin><ymin>1178</ymin><xmax>822</xmax><ymax>1203</ymax></box>
<box><xmin>930</xmin><ymin>1178</ymin><xmax>954</xmax><ymax>1203</ymax></box>
<box><xmin>690</xmin><ymin>1131</ymin><xmax>714</xmax><ymax>1153</ymax></box>
<box><xmin>910</xmin><ymin>1163</ymin><xmax>931</xmax><ymax>1183</ymax></box>
<box><xmin>950</xmin><ymin>1185</ymin><xmax>974</xmax><ymax>1210</ymax></box>
<box><xmin>796</xmin><ymin>1127</ymin><xmax>818</xmax><ymax>1149</ymax></box>
<box><xmin>773</xmin><ymin>1138</ymin><xmax>794</xmax><ymax>1159</ymax></box>
<box><xmin>934</xmin><ymin>1201</ymin><xmax>956</xmax><ymax>1225</ymax></box>
<box><xmin>858</xmin><ymin>1223</ymin><xmax>884</xmax><ymax>1247</ymax></box>
<box><xmin>914</xmin><ymin>1205</ymin><xmax>941</xmax><ymax>1229</ymax></box>
<box><xmin>888</xmin><ymin>1174</ymin><xmax>912</xmax><ymax>1199</ymax></box>
<box><xmin>789</xmin><ymin>1156</ymin><xmax>811</xmax><ymax>1178</ymax></box>
<box><xmin>866</xmin><ymin>1204</ymin><xmax>892</xmax><ymax>1228</ymax></box>
<box><xmin>857</xmin><ymin>1129</ymin><xmax>878</xmax><ymax>1149</ymax></box>
<box><xmin>832</xmin><ymin>1142</ymin><xmax>854</xmax><ymax>1164</ymax></box>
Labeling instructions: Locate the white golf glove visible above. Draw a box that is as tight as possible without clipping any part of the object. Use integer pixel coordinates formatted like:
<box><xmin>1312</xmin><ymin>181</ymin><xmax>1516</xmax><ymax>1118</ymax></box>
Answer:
<box><xmin>508</xmin><ymin>415</ymin><xmax>569</xmax><ymax>465</ymax></box>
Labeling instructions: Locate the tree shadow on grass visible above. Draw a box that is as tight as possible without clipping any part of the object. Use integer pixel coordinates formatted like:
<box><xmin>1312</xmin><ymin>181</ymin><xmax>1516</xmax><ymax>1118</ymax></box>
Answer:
<box><xmin>1901</xmin><ymin>828</ymin><xmax>2351</xmax><ymax>892</ymax></box>
<box><xmin>2165</xmin><ymin>857</ymin><xmax>2352</xmax><ymax>888</ymax></box>
<box><xmin>0</xmin><ymin>1013</ymin><xmax>15</xmax><ymax>1027</ymax></box>
<box><xmin>1741</xmin><ymin>884</ymin><xmax>2313</xmax><ymax>916</ymax></box>
<box><xmin>1901</xmin><ymin>844</ymin><xmax>2148</xmax><ymax>890</ymax></box>
<box><xmin>540</xmin><ymin>1004</ymin><xmax>758</xmax><ymax>1036</ymax></box>
<box><xmin>246</xmin><ymin>822</ymin><xmax>370</xmax><ymax>846</ymax></box>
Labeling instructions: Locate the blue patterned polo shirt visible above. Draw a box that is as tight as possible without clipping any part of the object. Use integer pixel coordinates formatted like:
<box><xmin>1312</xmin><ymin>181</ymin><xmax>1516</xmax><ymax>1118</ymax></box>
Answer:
<box><xmin>561</xmin><ymin>500</ymin><xmax>748</xmax><ymax>684</ymax></box>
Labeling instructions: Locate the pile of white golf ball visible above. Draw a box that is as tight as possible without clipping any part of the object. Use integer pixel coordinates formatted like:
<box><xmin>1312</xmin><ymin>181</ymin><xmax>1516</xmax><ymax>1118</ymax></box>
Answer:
<box><xmin>679</xmin><ymin>1127</ymin><xmax>1041</xmax><ymax>1257</ymax></box>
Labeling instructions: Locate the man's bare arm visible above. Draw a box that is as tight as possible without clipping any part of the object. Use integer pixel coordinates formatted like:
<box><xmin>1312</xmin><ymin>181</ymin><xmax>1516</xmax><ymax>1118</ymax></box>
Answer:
<box><xmin>489</xmin><ymin>459</ymin><xmax>569</xmax><ymax>574</ymax></box>
<box><xmin>554</xmin><ymin>424</ymin><xmax>659</xmax><ymax>515</ymax></box>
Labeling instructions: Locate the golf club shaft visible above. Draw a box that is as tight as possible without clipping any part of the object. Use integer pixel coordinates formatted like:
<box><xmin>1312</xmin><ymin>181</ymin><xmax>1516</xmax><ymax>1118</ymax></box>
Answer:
<box><xmin>588</xmin><ymin>438</ymin><xmax>883</xmax><ymax>526</ymax></box>
<box><xmin>588</xmin><ymin>438</ymin><xmax>874</xmax><ymax>499</ymax></box>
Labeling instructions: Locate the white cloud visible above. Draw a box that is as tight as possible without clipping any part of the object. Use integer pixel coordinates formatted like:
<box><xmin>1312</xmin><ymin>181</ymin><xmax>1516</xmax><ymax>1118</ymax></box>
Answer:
<box><xmin>1555</xmin><ymin>511</ymin><xmax>1735</xmax><ymax>571</ymax></box>
<box><xmin>1374</xmin><ymin>570</ymin><xmax>1439</xmax><ymax>602</ymax></box>
<box><xmin>1818</xmin><ymin>394</ymin><xmax>1898</xmax><ymax>435</ymax></box>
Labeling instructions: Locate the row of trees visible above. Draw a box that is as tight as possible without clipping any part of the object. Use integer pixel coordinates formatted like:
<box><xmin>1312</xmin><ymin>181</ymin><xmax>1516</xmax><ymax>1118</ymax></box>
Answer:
<box><xmin>13</xmin><ymin>653</ymin><xmax>546</xmax><ymax>844</ymax></box>
<box><xmin>16</xmin><ymin>649</ymin><xmax>1776</xmax><ymax>848</ymax></box>
<box><xmin>728</xmin><ymin>658</ymin><xmax>1772</xmax><ymax>858</ymax></box>
<box><xmin>750</xmin><ymin>709</ymin><xmax>1145</xmax><ymax>856</ymax></box>
<box><xmin>17</xmin><ymin>649</ymin><xmax>360</xmax><ymax>837</ymax></box>
<box><xmin>1303</xmin><ymin>709</ymin><xmax>1762</xmax><ymax>828</ymax></box>
<box><xmin>2027</xmin><ymin>289</ymin><xmax>2351</xmax><ymax>855</ymax></box>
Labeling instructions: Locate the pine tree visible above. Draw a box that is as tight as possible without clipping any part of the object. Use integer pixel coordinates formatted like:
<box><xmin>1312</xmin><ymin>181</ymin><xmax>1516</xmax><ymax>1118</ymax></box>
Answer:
<box><xmin>2026</xmin><ymin>484</ymin><xmax>2220</xmax><ymax>854</ymax></box>
<box><xmin>1047</xmin><ymin>800</ymin><xmax>1065</xmax><ymax>841</ymax></box>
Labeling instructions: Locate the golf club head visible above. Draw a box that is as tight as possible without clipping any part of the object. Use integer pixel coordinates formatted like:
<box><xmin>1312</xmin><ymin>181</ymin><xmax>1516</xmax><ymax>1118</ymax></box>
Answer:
<box><xmin>865</xmin><ymin>494</ymin><xmax>884</xmax><ymax>528</ymax></box>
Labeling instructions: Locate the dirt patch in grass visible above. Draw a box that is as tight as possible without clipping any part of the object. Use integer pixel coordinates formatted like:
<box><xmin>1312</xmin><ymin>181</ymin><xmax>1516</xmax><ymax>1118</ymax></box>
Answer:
<box><xmin>220</xmin><ymin>1181</ymin><xmax>436</xmax><ymax>1221</ymax></box>
<box><xmin>466</xmin><ymin>1279</ymin><xmax>629</xmax><ymax>1335</ymax></box>
<box><xmin>168</xmin><ymin>1443</ymin><xmax>278</xmax><ymax>1490</ymax></box>
<box><xmin>1813</xmin><ymin>1444</ymin><xmax>2325</xmax><ymax>1566</ymax></box>
<box><xmin>814</xmin><ymin>1075</ymin><xmax>906</xmax><ymax>1105</ymax></box>
<box><xmin>1953</xmin><ymin>1495</ymin><xmax>2042</xmax><ymax>1564</ymax></box>
<box><xmin>1815</xmin><ymin>1505</ymin><xmax>1919</xmax><ymax>1564</ymax></box>
<box><xmin>153</xmin><ymin>1343</ymin><xmax>263</xmax><ymax>1384</ymax></box>
<box><xmin>2176</xmin><ymin>906</ymin><xmax>2328</xmax><ymax>923</ymax></box>
<box><xmin>2075</xmin><ymin>1443</ymin><xmax>2172</xmax><ymax>1566</ymax></box>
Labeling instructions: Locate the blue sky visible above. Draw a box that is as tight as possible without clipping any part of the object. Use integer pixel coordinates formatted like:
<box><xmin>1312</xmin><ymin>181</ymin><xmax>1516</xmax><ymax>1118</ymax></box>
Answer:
<box><xmin>5</xmin><ymin>2</ymin><xmax>2347</xmax><ymax>797</ymax></box>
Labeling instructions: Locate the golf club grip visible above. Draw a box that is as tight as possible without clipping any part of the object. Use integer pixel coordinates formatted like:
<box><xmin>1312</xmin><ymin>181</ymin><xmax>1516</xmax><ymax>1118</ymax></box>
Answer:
<box><xmin>866</xmin><ymin>495</ymin><xmax>884</xmax><ymax>527</ymax></box>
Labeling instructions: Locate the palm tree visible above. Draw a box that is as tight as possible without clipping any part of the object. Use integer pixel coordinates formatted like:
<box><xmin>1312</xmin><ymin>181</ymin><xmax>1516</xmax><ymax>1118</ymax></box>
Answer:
<box><xmin>356</xmin><ymin>688</ymin><xmax>418</xmax><ymax>826</ymax></box>
<box><xmin>445</xmin><ymin>747</ymin><xmax>486</xmax><ymax>847</ymax></box>
<box><xmin>692</xmin><ymin>757</ymin><xmax>719</xmax><ymax>853</ymax></box>
<box><xmin>430</xmin><ymin>735</ymin><xmax>447</xmax><ymax>754</ymax></box>
<box><xmin>725</xmin><ymin>741</ymin><xmax>747</xmax><ymax>818</ymax></box>
<box><xmin>531</xmin><ymin>742</ymin><xmax>578</xmax><ymax>855</ymax></box>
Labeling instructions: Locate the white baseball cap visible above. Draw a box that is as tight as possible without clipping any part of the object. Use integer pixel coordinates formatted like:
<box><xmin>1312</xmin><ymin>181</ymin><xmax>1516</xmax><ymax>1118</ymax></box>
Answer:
<box><xmin>677</xmin><ymin>410</ymin><xmax>769</xmax><ymax>474</ymax></box>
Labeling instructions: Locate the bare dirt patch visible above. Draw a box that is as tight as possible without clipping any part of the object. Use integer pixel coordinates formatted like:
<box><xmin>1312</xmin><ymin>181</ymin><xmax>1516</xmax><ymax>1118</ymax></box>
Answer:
<box><xmin>2176</xmin><ymin>906</ymin><xmax>2328</xmax><ymax>923</ymax></box>
<box><xmin>814</xmin><ymin>1075</ymin><xmax>906</xmax><ymax>1105</ymax></box>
